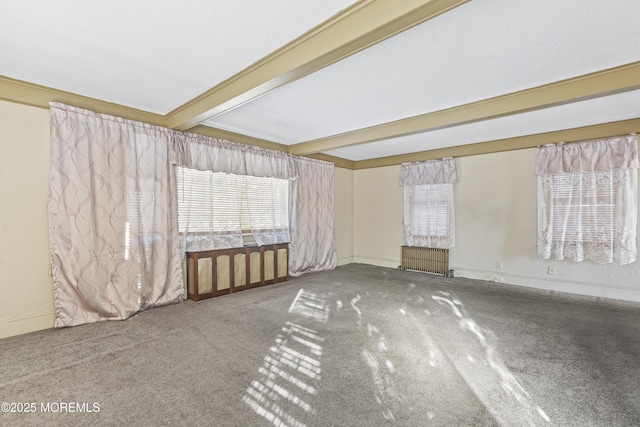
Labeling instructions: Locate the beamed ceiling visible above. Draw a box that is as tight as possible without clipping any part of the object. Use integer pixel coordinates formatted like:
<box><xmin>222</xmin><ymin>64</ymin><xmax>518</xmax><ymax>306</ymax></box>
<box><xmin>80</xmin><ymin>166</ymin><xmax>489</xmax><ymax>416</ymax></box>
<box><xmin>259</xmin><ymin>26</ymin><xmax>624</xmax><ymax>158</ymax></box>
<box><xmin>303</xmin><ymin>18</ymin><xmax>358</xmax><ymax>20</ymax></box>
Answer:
<box><xmin>1</xmin><ymin>0</ymin><xmax>640</xmax><ymax>169</ymax></box>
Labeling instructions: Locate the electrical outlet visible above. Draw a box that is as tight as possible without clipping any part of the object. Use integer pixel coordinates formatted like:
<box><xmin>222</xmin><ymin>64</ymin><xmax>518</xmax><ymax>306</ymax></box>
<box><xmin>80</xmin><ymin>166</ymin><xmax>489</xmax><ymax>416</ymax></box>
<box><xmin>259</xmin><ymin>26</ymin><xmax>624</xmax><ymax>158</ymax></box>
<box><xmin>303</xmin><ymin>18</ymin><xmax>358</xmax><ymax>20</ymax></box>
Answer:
<box><xmin>547</xmin><ymin>266</ymin><xmax>557</xmax><ymax>275</ymax></box>
<box><xmin>496</xmin><ymin>261</ymin><xmax>503</xmax><ymax>270</ymax></box>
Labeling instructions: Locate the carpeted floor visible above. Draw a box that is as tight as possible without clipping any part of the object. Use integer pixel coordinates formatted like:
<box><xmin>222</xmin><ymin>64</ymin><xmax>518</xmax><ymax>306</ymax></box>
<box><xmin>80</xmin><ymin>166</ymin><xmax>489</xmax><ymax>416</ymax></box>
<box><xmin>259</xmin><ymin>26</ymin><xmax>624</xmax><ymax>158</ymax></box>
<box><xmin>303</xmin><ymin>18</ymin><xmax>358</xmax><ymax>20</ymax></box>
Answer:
<box><xmin>2</xmin><ymin>263</ymin><xmax>640</xmax><ymax>426</ymax></box>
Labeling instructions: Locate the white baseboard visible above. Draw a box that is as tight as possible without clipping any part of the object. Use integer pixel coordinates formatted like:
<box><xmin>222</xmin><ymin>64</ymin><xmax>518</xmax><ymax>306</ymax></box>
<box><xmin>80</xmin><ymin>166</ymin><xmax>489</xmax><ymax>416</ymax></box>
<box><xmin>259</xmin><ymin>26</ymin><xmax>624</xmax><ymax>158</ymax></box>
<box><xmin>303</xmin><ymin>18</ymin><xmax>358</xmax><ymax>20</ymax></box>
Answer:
<box><xmin>353</xmin><ymin>257</ymin><xmax>399</xmax><ymax>269</ymax></box>
<box><xmin>337</xmin><ymin>256</ymin><xmax>355</xmax><ymax>266</ymax></box>
<box><xmin>0</xmin><ymin>312</ymin><xmax>55</xmax><ymax>339</ymax></box>
<box><xmin>454</xmin><ymin>267</ymin><xmax>640</xmax><ymax>303</ymax></box>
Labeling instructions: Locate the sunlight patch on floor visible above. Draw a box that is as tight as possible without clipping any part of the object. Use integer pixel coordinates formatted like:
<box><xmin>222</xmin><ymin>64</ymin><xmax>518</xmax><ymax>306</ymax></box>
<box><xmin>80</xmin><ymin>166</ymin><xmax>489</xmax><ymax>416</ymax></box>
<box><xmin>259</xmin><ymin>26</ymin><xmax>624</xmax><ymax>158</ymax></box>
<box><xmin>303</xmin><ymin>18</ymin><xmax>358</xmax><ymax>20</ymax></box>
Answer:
<box><xmin>432</xmin><ymin>291</ymin><xmax>551</xmax><ymax>425</ymax></box>
<box><xmin>243</xmin><ymin>290</ymin><xmax>329</xmax><ymax>427</ymax></box>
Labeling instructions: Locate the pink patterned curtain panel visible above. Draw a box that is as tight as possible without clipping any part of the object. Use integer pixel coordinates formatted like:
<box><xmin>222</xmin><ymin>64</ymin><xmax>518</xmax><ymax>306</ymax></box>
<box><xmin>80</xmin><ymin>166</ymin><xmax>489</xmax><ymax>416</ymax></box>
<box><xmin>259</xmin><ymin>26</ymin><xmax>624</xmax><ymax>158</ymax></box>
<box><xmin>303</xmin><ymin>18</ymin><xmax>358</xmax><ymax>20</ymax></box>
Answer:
<box><xmin>289</xmin><ymin>157</ymin><xmax>337</xmax><ymax>276</ymax></box>
<box><xmin>48</xmin><ymin>103</ymin><xmax>184</xmax><ymax>327</ymax></box>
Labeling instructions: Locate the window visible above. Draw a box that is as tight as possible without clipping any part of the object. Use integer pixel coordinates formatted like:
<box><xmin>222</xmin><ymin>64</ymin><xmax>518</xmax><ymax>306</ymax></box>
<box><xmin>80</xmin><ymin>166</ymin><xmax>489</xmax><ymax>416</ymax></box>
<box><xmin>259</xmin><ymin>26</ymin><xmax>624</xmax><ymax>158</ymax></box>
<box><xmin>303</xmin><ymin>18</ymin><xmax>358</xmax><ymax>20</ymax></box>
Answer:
<box><xmin>405</xmin><ymin>184</ymin><xmax>452</xmax><ymax>240</ymax></box>
<box><xmin>400</xmin><ymin>158</ymin><xmax>457</xmax><ymax>249</ymax></box>
<box><xmin>176</xmin><ymin>166</ymin><xmax>290</xmax><ymax>251</ymax></box>
<box><xmin>536</xmin><ymin>135</ymin><xmax>638</xmax><ymax>265</ymax></box>
<box><xmin>548</xmin><ymin>172</ymin><xmax>616</xmax><ymax>243</ymax></box>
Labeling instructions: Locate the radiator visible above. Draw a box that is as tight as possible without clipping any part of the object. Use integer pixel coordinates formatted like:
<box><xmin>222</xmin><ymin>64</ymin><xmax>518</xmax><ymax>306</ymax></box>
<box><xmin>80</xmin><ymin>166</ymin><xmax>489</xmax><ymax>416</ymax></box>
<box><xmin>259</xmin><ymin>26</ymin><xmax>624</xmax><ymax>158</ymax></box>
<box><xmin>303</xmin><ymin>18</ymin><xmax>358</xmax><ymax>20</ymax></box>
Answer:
<box><xmin>186</xmin><ymin>243</ymin><xmax>289</xmax><ymax>301</ymax></box>
<box><xmin>400</xmin><ymin>246</ymin><xmax>451</xmax><ymax>277</ymax></box>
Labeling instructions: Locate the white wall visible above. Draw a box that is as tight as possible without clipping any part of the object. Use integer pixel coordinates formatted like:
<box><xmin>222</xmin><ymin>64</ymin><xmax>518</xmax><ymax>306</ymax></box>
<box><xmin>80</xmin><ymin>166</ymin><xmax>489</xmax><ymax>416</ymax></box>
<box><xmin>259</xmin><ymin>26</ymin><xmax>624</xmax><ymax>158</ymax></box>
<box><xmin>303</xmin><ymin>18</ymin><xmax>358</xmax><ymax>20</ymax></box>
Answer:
<box><xmin>353</xmin><ymin>165</ymin><xmax>403</xmax><ymax>268</ymax></box>
<box><xmin>0</xmin><ymin>101</ymin><xmax>359</xmax><ymax>339</ymax></box>
<box><xmin>334</xmin><ymin>167</ymin><xmax>354</xmax><ymax>265</ymax></box>
<box><xmin>2</xmin><ymin>98</ymin><xmax>637</xmax><ymax>340</ymax></box>
<box><xmin>0</xmin><ymin>100</ymin><xmax>56</xmax><ymax>338</ymax></box>
<box><xmin>454</xmin><ymin>148</ymin><xmax>640</xmax><ymax>301</ymax></box>
<box><xmin>352</xmin><ymin>150</ymin><xmax>640</xmax><ymax>302</ymax></box>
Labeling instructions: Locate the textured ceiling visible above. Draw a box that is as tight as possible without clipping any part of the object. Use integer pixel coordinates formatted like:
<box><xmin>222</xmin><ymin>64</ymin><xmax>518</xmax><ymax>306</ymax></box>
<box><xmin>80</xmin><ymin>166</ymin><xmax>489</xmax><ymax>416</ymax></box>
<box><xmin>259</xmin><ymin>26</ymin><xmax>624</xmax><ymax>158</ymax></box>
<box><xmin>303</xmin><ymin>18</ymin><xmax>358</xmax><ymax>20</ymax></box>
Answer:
<box><xmin>204</xmin><ymin>0</ymin><xmax>640</xmax><ymax>144</ymax></box>
<box><xmin>1</xmin><ymin>0</ymin><xmax>639</xmax><ymax>164</ymax></box>
<box><xmin>324</xmin><ymin>90</ymin><xmax>640</xmax><ymax>161</ymax></box>
<box><xmin>0</xmin><ymin>0</ymin><xmax>356</xmax><ymax>113</ymax></box>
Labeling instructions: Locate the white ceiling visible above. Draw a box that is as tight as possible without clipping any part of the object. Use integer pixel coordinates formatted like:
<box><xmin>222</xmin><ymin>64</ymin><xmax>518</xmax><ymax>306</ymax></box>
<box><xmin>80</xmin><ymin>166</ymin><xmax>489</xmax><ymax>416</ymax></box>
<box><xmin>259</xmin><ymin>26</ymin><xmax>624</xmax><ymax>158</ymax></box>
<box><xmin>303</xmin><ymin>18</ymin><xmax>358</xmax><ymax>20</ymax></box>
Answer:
<box><xmin>1</xmin><ymin>0</ymin><xmax>639</xmax><ymax>163</ymax></box>
<box><xmin>0</xmin><ymin>0</ymin><xmax>356</xmax><ymax>113</ymax></box>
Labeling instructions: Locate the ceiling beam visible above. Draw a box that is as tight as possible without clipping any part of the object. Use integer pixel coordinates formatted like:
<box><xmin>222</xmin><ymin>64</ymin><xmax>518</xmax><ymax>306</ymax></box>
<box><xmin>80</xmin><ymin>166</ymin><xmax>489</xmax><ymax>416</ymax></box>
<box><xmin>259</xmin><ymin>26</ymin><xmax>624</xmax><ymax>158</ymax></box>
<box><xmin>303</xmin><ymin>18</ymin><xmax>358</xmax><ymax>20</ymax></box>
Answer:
<box><xmin>353</xmin><ymin>118</ymin><xmax>640</xmax><ymax>169</ymax></box>
<box><xmin>164</xmin><ymin>0</ymin><xmax>471</xmax><ymax>131</ymax></box>
<box><xmin>290</xmin><ymin>61</ymin><xmax>640</xmax><ymax>156</ymax></box>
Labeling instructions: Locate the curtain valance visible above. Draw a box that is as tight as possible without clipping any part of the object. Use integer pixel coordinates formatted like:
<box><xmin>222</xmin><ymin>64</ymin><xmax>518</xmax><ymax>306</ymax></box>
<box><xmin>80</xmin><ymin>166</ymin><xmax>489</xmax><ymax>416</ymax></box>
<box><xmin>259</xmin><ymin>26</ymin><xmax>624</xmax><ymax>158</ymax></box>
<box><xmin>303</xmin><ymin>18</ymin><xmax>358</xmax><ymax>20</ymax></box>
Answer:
<box><xmin>169</xmin><ymin>132</ymin><xmax>297</xmax><ymax>180</ymax></box>
<box><xmin>400</xmin><ymin>157</ymin><xmax>457</xmax><ymax>186</ymax></box>
<box><xmin>536</xmin><ymin>134</ymin><xmax>638</xmax><ymax>176</ymax></box>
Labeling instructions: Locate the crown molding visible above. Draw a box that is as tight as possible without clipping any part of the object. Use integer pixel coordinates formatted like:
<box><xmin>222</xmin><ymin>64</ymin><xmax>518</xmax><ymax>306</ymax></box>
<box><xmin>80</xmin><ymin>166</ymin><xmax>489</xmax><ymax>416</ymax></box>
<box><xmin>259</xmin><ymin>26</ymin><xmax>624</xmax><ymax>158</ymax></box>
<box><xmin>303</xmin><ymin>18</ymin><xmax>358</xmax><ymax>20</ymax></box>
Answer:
<box><xmin>188</xmin><ymin>125</ymin><xmax>289</xmax><ymax>152</ymax></box>
<box><xmin>0</xmin><ymin>75</ymin><xmax>165</xmax><ymax>126</ymax></box>
<box><xmin>353</xmin><ymin>118</ymin><xmax>640</xmax><ymax>169</ymax></box>
<box><xmin>304</xmin><ymin>153</ymin><xmax>355</xmax><ymax>170</ymax></box>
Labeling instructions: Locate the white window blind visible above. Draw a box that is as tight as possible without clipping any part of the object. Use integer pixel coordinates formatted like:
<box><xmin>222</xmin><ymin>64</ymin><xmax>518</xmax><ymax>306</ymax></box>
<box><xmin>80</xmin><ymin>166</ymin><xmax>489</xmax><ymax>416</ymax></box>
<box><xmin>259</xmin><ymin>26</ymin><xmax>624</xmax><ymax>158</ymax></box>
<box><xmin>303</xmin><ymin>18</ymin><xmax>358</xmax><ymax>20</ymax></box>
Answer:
<box><xmin>407</xmin><ymin>184</ymin><xmax>450</xmax><ymax>237</ymax></box>
<box><xmin>244</xmin><ymin>175</ymin><xmax>290</xmax><ymax>233</ymax></box>
<box><xmin>403</xmin><ymin>183</ymin><xmax>455</xmax><ymax>248</ymax></box>
<box><xmin>549</xmin><ymin>172</ymin><xmax>615</xmax><ymax>243</ymax></box>
<box><xmin>176</xmin><ymin>166</ymin><xmax>290</xmax><ymax>251</ymax></box>
<box><xmin>177</xmin><ymin>168</ymin><xmax>242</xmax><ymax>233</ymax></box>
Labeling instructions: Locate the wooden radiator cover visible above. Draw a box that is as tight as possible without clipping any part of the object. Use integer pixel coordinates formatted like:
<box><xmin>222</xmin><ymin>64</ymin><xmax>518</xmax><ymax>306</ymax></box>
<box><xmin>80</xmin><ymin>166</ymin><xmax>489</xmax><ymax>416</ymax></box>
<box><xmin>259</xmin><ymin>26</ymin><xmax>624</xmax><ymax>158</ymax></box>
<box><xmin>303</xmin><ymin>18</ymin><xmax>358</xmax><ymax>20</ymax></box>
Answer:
<box><xmin>186</xmin><ymin>243</ymin><xmax>289</xmax><ymax>301</ymax></box>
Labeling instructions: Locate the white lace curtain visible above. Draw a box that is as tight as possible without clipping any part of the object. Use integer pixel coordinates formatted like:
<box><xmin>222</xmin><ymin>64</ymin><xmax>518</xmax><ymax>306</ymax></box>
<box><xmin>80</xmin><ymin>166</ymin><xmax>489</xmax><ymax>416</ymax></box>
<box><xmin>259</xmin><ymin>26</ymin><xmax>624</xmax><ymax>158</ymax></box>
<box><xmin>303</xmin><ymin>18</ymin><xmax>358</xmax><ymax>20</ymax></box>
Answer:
<box><xmin>536</xmin><ymin>134</ymin><xmax>638</xmax><ymax>265</ymax></box>
<box><xmin>400</xmin><ymin>157</ymin><xmax>457</xmax><ymax>248</ymax></box>
<box><xmin>48</xmin><ymin>103</ymin><xmax>184</xmax><ymax>327</ymax></box>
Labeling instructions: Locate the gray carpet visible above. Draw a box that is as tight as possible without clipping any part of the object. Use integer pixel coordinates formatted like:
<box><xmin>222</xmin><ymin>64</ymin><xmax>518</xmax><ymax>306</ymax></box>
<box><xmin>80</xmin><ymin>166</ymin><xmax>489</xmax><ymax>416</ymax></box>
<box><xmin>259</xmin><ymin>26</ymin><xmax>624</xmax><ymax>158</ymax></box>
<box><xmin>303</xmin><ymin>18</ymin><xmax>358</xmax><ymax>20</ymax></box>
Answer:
<box><xmin>2</xmin><ymin>264</ymin><xmax>640</xmax><ymax>426</ymax></box>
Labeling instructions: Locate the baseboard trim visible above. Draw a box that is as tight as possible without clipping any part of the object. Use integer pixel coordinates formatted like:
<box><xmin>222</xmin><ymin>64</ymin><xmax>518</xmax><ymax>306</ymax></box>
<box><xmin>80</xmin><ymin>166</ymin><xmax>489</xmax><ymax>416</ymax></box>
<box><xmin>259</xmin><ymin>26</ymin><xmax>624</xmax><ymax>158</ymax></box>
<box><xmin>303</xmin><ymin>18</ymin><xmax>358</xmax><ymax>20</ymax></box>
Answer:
<box><xmin>0</xmin><ymin>312</ymin><xmax>55</xmax><ymax>339</ymax></box>
<box><xmin>353</xmin><ymin>256</ymin><xmax>399</xmax><ymax>269</ymax></box>
<box><xmin>337</xmin><ymin>256</ymin><xmax>355</xmax><ymax>266</ymax></box>
<box><xmin>454</xmin><ymin>267</ymin><xmax>640</xmax><ymax>303</ymax></box>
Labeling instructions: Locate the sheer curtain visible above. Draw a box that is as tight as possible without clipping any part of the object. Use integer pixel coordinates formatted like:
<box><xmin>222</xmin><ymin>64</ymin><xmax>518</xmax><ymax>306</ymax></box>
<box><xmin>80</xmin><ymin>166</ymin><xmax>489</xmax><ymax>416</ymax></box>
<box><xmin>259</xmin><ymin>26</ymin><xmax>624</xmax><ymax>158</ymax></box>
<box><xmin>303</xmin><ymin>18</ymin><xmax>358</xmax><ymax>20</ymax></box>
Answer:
<box><xmin>536</xmin><ymin>134</ymin><xmax>638</xmax><ymax>265</ymax></box>
<box><xmin>400</xmin><ymin>157</ymin><xmax>457</xmax><ymax>248</ymax></box>
<box><xmin>49</xmin><ymin>103</ymin><xmax>183</xmax><ymax>327</ymax></box>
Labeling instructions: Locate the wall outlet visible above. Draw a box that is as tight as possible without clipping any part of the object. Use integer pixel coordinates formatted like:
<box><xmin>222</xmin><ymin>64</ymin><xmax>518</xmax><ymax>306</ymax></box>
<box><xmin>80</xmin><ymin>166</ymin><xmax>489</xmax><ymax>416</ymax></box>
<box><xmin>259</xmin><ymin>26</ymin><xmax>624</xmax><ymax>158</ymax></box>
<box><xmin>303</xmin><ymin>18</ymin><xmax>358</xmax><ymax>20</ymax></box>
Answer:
<box><xmin>496</xmin><ymin>261</ymin><xmax>503</xmax><ymax>270</ymax></box>
<box><xmin>547</xmin><ymin>266</ymin><xmax>557</xmax><ymax>275</ymax></box>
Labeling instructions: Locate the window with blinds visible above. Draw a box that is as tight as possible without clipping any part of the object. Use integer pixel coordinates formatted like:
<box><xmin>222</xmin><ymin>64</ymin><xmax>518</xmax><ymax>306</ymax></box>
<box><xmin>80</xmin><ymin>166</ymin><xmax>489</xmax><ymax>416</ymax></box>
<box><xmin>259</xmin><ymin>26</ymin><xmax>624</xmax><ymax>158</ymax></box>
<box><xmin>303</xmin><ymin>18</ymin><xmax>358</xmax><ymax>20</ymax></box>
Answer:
<box><xmin>176</xmin><ymin>166</ymin><xmax>289</xmax><ymax>239</ymax></box>
<box><xmin>549</xmin><ymin>171</ymin><xmax>616</xmax><ymax>243</ymax></box>
<box><xmin>407</xmin><ymin>184</ymin><xmax>451</xmax><ymax>238</ymax></box>
<box><xmin>243</xmin><ymin>174</ymin><xmax>290</xmax><ymax>233</ymax></box>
